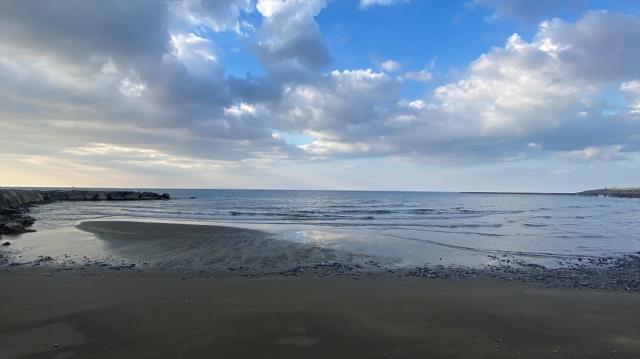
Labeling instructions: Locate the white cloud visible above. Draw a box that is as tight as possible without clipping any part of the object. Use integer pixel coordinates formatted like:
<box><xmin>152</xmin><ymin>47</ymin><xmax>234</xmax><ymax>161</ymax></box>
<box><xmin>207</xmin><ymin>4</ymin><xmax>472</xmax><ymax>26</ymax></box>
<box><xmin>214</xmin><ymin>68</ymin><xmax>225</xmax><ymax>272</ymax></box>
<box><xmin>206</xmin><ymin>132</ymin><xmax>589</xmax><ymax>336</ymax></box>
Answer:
<box><xmin>621</xmin><ymin>80</ymin><xmax>640</xmax><ymax>94</ymax></box>
<box><xmin>359</xmin><ymin>0</ymin><xmax>409</xmax><ymax>9</ymax></box>
<box><xmin>407</xmin><ymin>100</ymin><xmax>427</xmax><ymax>110</ymax></box>
<box><xmin>0</xmin><ymin>1</ymin><xmax>638</xmax><ymax>186</ymax></box>
<box><xmin>118</xmin><ymin>77</ymin><xmax>146</xmax><ymax>97</ymax></box>
<box><xmin>176</xmin><ymin>0</ymin><xmax>254</xmax><ymax>34</ymax></box>
<box><xmin>379</xmin><ymin>59</ymin><xmax>401</xmax><ymax>72</ymax></box>
<box><xmin>254</xmin><ymin>0</ymin><xmax>331</xmax><ymax>71</ymax></box>
<box><xmin>64</xmin><ymin>143</ymin><xmax>233</xmax><ymax>170</ymax></box>
<box><xmin>620</xmin><ymin>80</ymin><xmax>640</xmax><ymax>115</ymax></box>
<box><xmin>270</xmin><ymin>11</ymin><xmax>639</xmax><ymax>161</ymax></box>
<box><xmin>273</xmin><ymin>68</ymin><xmax>401</xmax><ymax>143</ymax></box>
<box><xmin>429</xmin><ymin>12</ymin><xmax>640</xmax><ymax>138</ymax></box>
<box><xmin>402</xmin><ymin>70</ymin><xmax>432</xmax><ymax>82</ymax></box>
<box><xmin>563</xmin><ymin>145</ymin><xmax>626</xmax><ymax>161</ymax></box>
<box><xmin>169</xmin><ymin>33</ymin><xmax>218</xmax><ymax>76</ymax></box>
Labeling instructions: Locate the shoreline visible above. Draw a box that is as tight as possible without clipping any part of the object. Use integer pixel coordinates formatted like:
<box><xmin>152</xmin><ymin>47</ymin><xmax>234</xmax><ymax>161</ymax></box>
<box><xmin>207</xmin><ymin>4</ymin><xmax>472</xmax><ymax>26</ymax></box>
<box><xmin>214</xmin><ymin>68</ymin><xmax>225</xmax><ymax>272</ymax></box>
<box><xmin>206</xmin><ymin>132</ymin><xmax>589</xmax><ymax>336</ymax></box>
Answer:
<box><xmin>1</xmin><ymin>220</ymin><xmax>638</xmax><ymax>292</ymax></box>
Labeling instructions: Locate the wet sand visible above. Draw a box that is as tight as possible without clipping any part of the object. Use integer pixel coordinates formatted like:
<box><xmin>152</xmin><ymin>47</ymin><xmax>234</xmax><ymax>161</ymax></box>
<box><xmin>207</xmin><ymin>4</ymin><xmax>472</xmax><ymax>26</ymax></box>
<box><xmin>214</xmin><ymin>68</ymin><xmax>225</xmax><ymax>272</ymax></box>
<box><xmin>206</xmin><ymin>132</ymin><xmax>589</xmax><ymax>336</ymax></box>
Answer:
<box><xmin>1</xmin><ymin>273</ymin><xmax>639</xmax><ymax>359</ymax></box>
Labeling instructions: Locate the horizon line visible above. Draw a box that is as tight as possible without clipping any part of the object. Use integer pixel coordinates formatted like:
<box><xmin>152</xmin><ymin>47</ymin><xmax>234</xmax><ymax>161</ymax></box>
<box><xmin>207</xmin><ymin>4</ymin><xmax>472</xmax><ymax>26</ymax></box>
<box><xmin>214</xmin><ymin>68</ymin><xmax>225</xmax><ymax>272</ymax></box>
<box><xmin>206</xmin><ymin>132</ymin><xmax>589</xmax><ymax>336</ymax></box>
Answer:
<box><xmin>0</xmin><ymin>185</ymin><xmax>610</xmax><ymax>194</ymax></box>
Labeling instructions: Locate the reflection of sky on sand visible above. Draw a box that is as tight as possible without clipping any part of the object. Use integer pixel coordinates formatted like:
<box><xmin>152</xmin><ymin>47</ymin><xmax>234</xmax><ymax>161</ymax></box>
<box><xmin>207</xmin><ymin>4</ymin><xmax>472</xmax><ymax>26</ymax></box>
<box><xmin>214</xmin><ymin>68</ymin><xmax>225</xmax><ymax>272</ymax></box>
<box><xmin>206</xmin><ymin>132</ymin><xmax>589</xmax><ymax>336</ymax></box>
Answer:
<box><xmin>2</xmin><ymin>225</ymin><xmax>111</xmax><ymax>265</ymax></box>
<box><xmin>277</xmin><ymin>228</ymin><xmax>480</xmax><ymax>267</ymax></box>
<box><xmin>231</xmin><ymin>221</ymin><xmax>633</xmax><ymax>268</ymax></box>
<box><xmin>235</xmin><ymin>224</ymin><xmax>551</xmax><ymax>268</ymax></box>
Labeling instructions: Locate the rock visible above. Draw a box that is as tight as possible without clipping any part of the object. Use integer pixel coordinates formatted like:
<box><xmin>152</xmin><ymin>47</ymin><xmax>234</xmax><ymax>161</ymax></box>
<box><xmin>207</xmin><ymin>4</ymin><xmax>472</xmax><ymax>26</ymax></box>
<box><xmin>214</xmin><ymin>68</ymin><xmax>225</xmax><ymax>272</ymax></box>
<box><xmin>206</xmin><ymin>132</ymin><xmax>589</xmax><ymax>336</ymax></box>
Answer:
<box><xmin>44</xmin><ymin>190</ymin><xmax>68</xmax><ymax>201</ymax></box>
<box><xmin>108</xmin><ymin>191</ymin><xmax>141</xmax><ymax>200</ymax></box>
<box><xmin>0</xmin><ymin>189</ymin><xmax>44</xmax><ymax>210</ymax></box>
<box><xmin>18</xmin><ymin>215</ymin><xmax>35</xmax><ymax>227</ymax></box>
<box><xmin>28</xmin><ymin>189</ymin><xmax>168</xmax><ymax>203</ymax></box>
<box><xmin>139</xmin><ymin>192</ymin><xmax>156</xmax><ymax>200</ymax></box>
<box><xmin>66</xmin><ymin>191</ymin><xmax>86</xmax><ymax>201</ymax></box>
<box><xmin>2</xmin><ymin>242</ymin><xmax>10</xmax><ymax>246</ymax></box>
<box><xmin>1</xmin><ymin>189</ymin><xmax>169</xmax><ymax>234</ymax></box>
<box><xmin>123</xmin><ymin>192</ymin><xmax>141</xmax><ymax>200</ymax></box>
<box><xmin>2</xmin><ymin>221</ymin><xmax>25</xmax><ymax>233</ymax></box>
<box><xmin>142</xmin><ymin>192</ymin><xmax>171</xmax><ymax>200</ymax></box>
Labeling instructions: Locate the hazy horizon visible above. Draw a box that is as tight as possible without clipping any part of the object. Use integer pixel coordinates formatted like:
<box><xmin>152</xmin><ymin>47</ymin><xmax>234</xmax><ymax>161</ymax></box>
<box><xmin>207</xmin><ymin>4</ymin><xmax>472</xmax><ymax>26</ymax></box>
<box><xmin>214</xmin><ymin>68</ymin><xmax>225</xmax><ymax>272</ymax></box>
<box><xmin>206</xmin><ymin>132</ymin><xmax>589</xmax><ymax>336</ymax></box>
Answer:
<box><xmin>3</xmin><ymin>185</ymin><xmax>636</xmax><ymax>194</ymax></box>
<box><xmin>1</xmin><ymin>0</ymin><xmax>639</xmax><ymax>192</ymax></box>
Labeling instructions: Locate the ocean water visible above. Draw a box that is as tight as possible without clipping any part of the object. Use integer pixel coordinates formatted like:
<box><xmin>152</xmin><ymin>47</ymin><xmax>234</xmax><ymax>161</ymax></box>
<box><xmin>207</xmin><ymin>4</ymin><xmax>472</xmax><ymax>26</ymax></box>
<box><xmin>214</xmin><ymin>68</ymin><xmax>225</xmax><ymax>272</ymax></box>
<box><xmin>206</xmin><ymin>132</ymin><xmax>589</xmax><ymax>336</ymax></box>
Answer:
<box><xmin>6</xmin><ymin>189</ymin><xmax>640</xmax><ymax>270</ymax></box>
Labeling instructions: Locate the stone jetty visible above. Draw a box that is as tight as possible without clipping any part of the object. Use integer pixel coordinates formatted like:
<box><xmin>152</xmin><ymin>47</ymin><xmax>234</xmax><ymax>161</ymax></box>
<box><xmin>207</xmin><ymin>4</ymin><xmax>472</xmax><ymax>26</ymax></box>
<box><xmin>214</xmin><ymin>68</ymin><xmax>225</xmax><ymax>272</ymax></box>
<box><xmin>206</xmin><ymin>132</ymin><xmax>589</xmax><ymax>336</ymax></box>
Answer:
<box><xmin>0</xmin><ymin>189</ymin><xmax>170</xmax><ymax>234</ymax></box>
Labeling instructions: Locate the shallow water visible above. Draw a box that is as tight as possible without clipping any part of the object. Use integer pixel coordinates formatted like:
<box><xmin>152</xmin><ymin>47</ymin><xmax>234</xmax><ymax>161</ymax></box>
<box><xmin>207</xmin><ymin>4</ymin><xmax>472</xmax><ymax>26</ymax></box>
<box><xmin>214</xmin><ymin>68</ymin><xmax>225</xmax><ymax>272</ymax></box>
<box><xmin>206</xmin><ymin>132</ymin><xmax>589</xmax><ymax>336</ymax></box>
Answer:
<box><xmin>3</xmin><ymin>189</ymin><xmax>639</xmax><ymax>270</ymax></box>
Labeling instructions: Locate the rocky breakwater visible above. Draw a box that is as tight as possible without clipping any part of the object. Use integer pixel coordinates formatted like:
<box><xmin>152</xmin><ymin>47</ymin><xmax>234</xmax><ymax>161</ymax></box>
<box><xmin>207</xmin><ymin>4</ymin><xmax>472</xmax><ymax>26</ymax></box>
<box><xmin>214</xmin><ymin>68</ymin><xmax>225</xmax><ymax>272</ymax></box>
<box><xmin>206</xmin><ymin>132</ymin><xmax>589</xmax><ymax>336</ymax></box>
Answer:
<box><xmin>0</xmin><ymin>190</ymin><xmax>42</xmax><ymax>236</ymax></box>
<box><xmin>0</xmin><ymin>189</ymin><xmax>170</xmax><ymax>235</ymax></box>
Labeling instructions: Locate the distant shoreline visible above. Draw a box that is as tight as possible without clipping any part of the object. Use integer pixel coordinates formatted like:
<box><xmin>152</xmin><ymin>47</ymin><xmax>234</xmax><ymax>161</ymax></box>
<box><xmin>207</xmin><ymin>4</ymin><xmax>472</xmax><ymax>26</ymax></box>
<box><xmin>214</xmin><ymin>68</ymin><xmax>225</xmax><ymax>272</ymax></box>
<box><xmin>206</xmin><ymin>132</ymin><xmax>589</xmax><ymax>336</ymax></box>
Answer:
<box><xmin>464</xmin><ymin>188</ymin><xmax>640</xmax><ymax>198</ymax></box>
<box><xmin>2</xmin><ymin>186</ymin><xmax>639</xmax><ymax>196</ymax></box>
<box><xmin>461</xmin><ymin>191</ymin><xmax>575</xmax><ymax>195</ymax></box>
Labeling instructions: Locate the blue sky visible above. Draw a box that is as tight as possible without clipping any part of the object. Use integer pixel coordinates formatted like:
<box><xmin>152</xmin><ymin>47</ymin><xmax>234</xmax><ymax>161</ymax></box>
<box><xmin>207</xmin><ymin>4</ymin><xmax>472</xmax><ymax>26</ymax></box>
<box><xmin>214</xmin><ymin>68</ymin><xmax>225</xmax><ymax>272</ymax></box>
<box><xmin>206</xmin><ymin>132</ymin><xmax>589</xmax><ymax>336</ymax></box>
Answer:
<box><xmin>0</xmin><ymin>0</ymin><xmax>638</xmax><ymax>191</ymax></box>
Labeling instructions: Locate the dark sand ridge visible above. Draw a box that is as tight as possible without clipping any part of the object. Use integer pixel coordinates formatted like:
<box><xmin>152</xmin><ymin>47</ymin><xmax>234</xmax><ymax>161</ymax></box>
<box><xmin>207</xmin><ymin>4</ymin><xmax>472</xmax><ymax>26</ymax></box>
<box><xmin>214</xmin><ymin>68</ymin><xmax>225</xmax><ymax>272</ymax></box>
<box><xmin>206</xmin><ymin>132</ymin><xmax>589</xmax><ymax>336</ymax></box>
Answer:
<box><xmin>1</xmin><ymin>274</ymin><xmax>639</xmax><ymax>358</ymax></box>
<box><xmin>75</xmin><ymin>221</ymin><xmax>374</xmax><ymax>272</ymax></box>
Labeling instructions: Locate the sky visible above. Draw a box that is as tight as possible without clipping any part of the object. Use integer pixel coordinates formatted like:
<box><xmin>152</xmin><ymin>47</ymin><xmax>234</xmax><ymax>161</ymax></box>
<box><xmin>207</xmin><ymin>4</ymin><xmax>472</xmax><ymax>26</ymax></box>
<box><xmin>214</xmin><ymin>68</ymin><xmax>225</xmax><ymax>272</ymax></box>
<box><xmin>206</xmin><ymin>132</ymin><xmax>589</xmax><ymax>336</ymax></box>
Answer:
<box><xmin>0</xmin><ymin>0</ymin><xmax>638</xmax><ymax>192</ymax></box>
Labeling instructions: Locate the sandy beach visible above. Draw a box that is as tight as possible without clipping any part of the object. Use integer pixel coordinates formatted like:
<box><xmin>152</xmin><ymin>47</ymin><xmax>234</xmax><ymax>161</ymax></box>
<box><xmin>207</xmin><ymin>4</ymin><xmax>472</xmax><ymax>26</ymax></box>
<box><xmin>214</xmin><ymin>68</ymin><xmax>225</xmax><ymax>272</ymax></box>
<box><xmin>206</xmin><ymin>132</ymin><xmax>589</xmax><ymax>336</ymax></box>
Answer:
<box><xmin>0</xmin><ymin>220</ymin><xmax>638</xmax><ymax>358</ymax></box>
<box><xmin>1</xmin><ymin>272</ymin><xmax>639</xmax><ymax>359</ymax></box>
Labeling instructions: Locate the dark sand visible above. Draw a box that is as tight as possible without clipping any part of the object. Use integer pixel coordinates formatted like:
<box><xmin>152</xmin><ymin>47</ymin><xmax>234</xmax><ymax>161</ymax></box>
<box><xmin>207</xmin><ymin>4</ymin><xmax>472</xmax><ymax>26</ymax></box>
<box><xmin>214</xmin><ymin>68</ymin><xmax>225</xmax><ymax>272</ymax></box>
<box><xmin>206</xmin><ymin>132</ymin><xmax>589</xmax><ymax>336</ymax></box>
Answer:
<box><xmin>2</xmin><ymin>220</ymin><xmax>639</xmax><ymax>358</ymax></box>
<box><xmin>1</xmin><ymin>273</ymin><xmax>639</xmax><ymax>358</ymax></box>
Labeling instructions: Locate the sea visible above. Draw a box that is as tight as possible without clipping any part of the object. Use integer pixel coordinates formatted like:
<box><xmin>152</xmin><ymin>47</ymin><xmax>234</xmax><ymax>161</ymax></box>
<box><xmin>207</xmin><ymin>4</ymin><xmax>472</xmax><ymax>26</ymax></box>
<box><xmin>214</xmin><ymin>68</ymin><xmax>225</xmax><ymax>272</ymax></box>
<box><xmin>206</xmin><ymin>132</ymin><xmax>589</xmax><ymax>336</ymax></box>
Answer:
<box><xmin>6</xmin><ymin>189</ymin><xmax>640</xmax><ymax>271</ymax></box>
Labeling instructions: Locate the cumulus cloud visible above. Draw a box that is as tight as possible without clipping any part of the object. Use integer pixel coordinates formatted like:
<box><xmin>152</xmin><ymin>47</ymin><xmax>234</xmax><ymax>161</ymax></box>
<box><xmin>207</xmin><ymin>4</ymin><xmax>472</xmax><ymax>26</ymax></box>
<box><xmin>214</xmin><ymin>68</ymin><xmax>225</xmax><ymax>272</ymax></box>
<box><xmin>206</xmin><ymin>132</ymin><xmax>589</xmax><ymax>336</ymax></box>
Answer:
<box><xmin>426</xmin><ymin>11</ymin><xmax>639</xmax><ymax>146</ymax></box>
<box><xmin>253</xmin><ymin>0</ymin><xmax>332</xmax><ymax>72</ymax></box>
<box><xmin>273</xmin><ymin>69</ymin><xmax>402</xmax><ymax>142</ymax></box>
<box><xmin>269</xmin><ymin>11</ymin><xmax>639</xmax><ymax>162</ymax></box>
<box><xmin>0</xmin><ymin>0</ymin><xmax>291</xmax><ymax>168</ymax></box>
<box><xmin>0</xmin><ymin>0</ymin><xmax>637</xmax><ymax>187</ymax></box>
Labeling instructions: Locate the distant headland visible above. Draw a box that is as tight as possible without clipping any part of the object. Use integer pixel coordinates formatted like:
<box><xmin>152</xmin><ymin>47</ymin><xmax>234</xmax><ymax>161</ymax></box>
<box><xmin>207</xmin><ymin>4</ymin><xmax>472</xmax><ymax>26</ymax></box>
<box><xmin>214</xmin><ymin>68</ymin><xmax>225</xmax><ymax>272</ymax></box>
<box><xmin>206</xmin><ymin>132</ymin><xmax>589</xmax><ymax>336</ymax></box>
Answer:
<box><xmin>575</xmin><ymin>187</ymin><xmax>640</xmax><ymax>198</ymax></box>
<box><xmin>464</xmin><ymin>187</ymin><xmax>640</xmax><ymax>198</ymax></box>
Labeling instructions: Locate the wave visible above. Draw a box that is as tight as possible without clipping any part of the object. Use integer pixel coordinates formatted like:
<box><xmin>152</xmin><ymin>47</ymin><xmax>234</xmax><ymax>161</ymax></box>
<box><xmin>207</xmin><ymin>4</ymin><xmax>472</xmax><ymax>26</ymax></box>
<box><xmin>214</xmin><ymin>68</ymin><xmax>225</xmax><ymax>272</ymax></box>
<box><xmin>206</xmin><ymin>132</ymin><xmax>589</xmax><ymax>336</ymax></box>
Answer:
<box><xmin>385</xmin><ymin>234</ymin><xmax>602</xmax><ymax>260</ymax></box>
<box><xmin>226</xmin><ymin>207</ymin><xmax>524</xmax><ymax>220</ymax></box>
<box><xmin>383</xmin><ymin>226</ymin><xmax>504</xmax><ymax>237</ymax></box>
